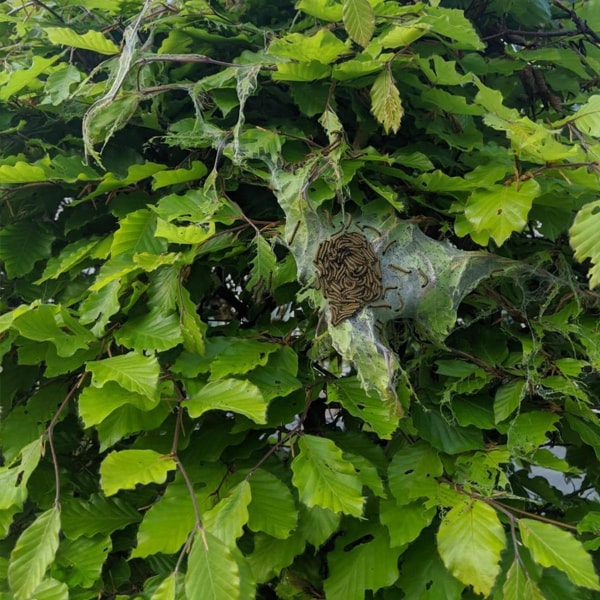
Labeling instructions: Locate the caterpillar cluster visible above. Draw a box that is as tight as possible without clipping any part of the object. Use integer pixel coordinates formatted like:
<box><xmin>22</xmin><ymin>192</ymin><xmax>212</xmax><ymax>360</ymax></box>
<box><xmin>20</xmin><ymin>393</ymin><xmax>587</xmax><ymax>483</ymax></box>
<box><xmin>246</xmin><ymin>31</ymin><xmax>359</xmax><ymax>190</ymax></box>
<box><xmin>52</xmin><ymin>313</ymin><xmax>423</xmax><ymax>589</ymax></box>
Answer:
<box><xmin>313</xmin><ymin>231</ymin><xmax>384</xmax><ymax>325</ymax></box>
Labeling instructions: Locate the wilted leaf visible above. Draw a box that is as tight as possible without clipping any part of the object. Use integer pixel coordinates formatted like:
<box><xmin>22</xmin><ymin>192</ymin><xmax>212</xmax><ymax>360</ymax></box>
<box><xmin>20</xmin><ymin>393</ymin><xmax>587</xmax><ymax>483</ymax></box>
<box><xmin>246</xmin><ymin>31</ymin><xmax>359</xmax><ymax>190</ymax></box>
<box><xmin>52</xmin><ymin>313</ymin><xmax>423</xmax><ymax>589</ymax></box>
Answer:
<box><xmin>370</xmin><ymin>68</ymin><xmax>403</xmax><ymax>134</ymax></box>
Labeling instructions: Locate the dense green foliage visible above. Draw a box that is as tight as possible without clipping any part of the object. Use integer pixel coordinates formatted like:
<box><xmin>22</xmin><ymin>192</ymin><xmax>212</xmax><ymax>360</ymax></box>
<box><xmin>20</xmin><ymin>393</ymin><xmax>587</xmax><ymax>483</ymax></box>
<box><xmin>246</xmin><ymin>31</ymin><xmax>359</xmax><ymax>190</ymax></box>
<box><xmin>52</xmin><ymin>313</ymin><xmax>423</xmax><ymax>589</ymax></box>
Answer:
<box><xmin>1</xmin><ymin>0</ymin><xmax>600</xmax><ymax>598</ymax></box>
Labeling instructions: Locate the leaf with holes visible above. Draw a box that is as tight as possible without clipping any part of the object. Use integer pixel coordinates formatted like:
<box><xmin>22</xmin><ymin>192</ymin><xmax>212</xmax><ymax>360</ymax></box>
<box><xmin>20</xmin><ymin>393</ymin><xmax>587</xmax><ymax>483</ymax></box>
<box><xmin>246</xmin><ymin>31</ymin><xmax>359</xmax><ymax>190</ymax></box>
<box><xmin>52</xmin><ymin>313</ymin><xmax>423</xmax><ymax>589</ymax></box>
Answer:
<box><xmin>291</xmin><ymin>435</ymin><xmax>364</xmax><ymax>517</ymax></box>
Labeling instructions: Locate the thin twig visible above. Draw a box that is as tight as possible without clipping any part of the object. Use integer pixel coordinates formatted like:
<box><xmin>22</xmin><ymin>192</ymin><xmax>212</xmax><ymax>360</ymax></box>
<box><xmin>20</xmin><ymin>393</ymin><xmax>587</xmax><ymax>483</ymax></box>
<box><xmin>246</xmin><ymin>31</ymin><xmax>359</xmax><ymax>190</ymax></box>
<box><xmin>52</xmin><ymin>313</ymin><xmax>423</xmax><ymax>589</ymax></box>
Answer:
<box><xmin>46</xmin><ymin>371</ymin><xmax>89</xmax><ymax>507</ymax></box>
<box><xmin>170</xmin><ymin>396</ymin><xmax>208</xmax><ymax>549</ymax></box>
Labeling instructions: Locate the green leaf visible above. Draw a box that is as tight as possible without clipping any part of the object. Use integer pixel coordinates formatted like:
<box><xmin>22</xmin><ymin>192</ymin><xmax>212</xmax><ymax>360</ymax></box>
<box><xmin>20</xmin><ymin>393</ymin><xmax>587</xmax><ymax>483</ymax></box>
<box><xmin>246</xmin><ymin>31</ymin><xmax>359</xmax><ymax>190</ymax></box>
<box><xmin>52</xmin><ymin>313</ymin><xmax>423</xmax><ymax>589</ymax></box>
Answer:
<box><xmin>210</xmin><ymin>339</ymin><xmax>278</xmax><ymax>380</ymax></box>
<box><xmin>150</xmin><ymin>573</ymin><xmax>177</xmax><ymax>600</ymax></box>
<box><xmin>36</xmin><ymin>238</ymin><xmax>100</xmax><ymax>283</ymax></box>
<box><xmin>246</xmin><ymin>235</ymin><xmax>277</xmax><ymax>294</ymax></box>
<box><xmin>79</xmin><ymin>280</ymin><xmax>121</xmax><ymax>335</ymax></box>
<box><xmin>247</xmin><ymin>531</ymin><xmax>306</xmax><ymax>584</ymax></box>
<box><xmin>132</xmin><ymin>480</ymin><xmax>209</xmax><ymax>558</ymax></box>
<box><xmin>86</xmin><ymin>351</ymin><xmax>160</xmax><ymax>399</ymax></box>
<box><xmin>52</xmin><ymin>535</ymin><xmax>111</xmax><ymax>588</ymax></box>
<box><xmin>247</xmin><ymin>470</ymin><xmax>298</xmax><ymax>539</ymax></box>
<box><xmin>507</xmin><ymin>411</ymin><xmax>559</xmax><ymax>455</ymax></box>
<box><xmin>494</xmin><ymin>379</ymin><xmax>526</xmax><ymax>423</ymax></box>
<box><xmin>110</xmin><ymin>209</ymin><xmax>167</xmax><ymax>257</ymax></box>
<box><xmin>398</xmin><ymin>531</ymin><xmax>465</xmax><ymax>598</ymax></box>
<box><xmin>42</xmin><ymin>64</ymin><xmax>82</xmax><ymax>106</ymax></box>
<box><xmin>183</xmin><ymin>379</ymin><xmax>267</xmax><ymax>424</ymax></box>
<box><xmin>61</xmin><ymin>493</ymin><xmax>141</xmax><ymax>539</ymax></box>
<box><xmin>388</xmin><ymin>441</ymin><xmax>443</xmax><ymax>504</ymax></box>
<box><xmin>519</xmin><ymin>519</ymin><xmax>600</xmax><ymax>590</ymax></box>
<box><xmin>570</xmin><ymin>200</ymin><xmax>600</xmax><ymax>289</ymax></box>
<box><xmin>8</xmin><ymin>507</ymin><xmax>61</xmax><ymax>600</ymax></box>
<box><xmin>204</xmin><ymin>480</ymin><xmax>252</xmax><ymax>546</ymax></box>
<box><xmin>100</xmin><ymin>449</ymin><xmax>176</xmax><ymax>496</ymax></box>
<box><xmin>380</xmin><ymin>499</ymin><xmax>436</xmax><ymax>547</ymax></box>
<box><xmin>78</xmin><ymin>381</ymin><xmax>159</xmax><ymax>427</ymax></box>
<box><xmin>268</xmin><ymin>30</ymin><xmax>347</xmax><ymax>64</ymax></box>
<box><xmin>91</xmin><ymin>162</ymin><xmax>167</xmax><ymax>199</ymax></box>
<box><xmin>328</xmin><ymin>377</ymin><xmax>399</xmax><ymax>438</ymax></box>
<box><xmin>437</xmin><ymin>499</ymin><xmax>506</xmax><ymax>596</ymax></box>
<box><xmin>502</xmin><ymin>559</ymin><xmax>545</xmax><ymax>600</ymax></box>
<box><xmin>115</xmin><ymin>310</ymin><xmax>183</xmax><ymax>352</ymax></box>
<box><xmin>178</xmin><ymin>285</ymin><xmax>207</xmax><ymax>355</ymax></box>
<box><xmin>185</xmin><ymin>532</ymin><xmax>242</xmax><ymax>600</ymax></box>
<box><xmin>151</xmin><ymin>160</ymin><xmax>208</xmax><ymax>190</ymax></box>
<box><xmin>297</xmin><ymin>504</ymin><xmax>340</xmax><ymax>548</ymax></box>
<box><xmin>324</xmin><ymin>524</ymin><xmax>402</xmax><ymax>600</ymax></box>
<box><xmin>29</xmin><ymin>578</ymin><xmax>69</xmax><ymax>600</ymax></box>
<box><xmin>563</xmin><ymin>95</ymin><xmax>600</xmax><ymax>137</ymax></box>
<box><xmin>273</xmin><ymin>62</ymin><xmax>331</xmax><ymax>82</ymax></box>
<box><xmin>0</xmin><ymin>55</ymin><xmax>60</xmax><ymax>100</ymax></box>
<box><xmin>0</xmin><ymin>438</ymin><xmax>42</xmax><ymax>511</ymax></box>
<box><xmin>464</xmin><ymin>179</ymin><xmax>541</xmax><ymax>246</ymax></box>
<box><xmin>343</xmin><ymin>0</ymin><xmax>375</xmax><ymax>48</ymax></box>
<box><xmin>291</xmin><ymin>435</ymin><xmax>364</xmax><ymax>517</ymax></box>
<box><xmin>45</xmin><ymin>27</ymin><xmax>119</xmax><ymax>55</ymax></box>
<box><xmin>370</xmin><ymin>68</ymin><xmax>403</xmax><ymax>134</ymax></box>
<box><xmin>0</xmin><ymin>222</ymin><xmax>55</xmax><ymax>278</ymax></box>
<box><xmin>421</xmin><ymin>7</ymin><xmax>484</xmax><ymax>50</ymax></box>
<box><xmin>297</xmin><ymin>0</ymin><xmax>343</xmax><ymax>21</ymax></box>
<box><xmin>155</xmin><ymin>218</ymin><xmax>215</xmax><ymax>245</ymax></box>
<box><xmin>95</xmin><ymin>402</ymin><xmax>171</xmax><ymax>451</ymax></box>
<box><xmin>13</xmin><ymin>304</ymin><xmax>94</xmax><ymax>357</ymax></box>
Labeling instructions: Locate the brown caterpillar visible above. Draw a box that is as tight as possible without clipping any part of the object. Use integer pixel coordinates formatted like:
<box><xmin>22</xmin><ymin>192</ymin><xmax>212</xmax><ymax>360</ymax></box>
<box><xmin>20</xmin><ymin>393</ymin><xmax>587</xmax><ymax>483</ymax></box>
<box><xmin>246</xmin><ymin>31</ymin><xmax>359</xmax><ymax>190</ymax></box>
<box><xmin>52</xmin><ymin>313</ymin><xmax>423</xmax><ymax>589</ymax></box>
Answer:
<box><xmin>313</xmin><ymin>228</ymin><xmax>384</xmax><ymax>325</ymax></box>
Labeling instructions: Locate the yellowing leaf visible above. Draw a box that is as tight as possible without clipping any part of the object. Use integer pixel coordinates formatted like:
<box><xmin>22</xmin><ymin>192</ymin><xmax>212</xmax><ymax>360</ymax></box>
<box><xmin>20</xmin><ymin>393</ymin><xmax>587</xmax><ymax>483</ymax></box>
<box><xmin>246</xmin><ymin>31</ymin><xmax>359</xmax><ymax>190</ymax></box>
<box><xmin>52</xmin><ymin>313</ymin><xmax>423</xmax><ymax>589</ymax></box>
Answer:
<box><xmin>343</xmin><ymin>0</ymin><xmax>375</xmax><ymax>48</ymax></box>
<box><xmin>100</xmin><ymin>449</ymin><xmax>176</xmax><ymax>496</ymax></box>
<box><xmin>291</xmin><ymin>435</ymin><xmax>364</xmax><ymax>517</ymax></box>
<box><xmin>570</xmin><ymin>199</ymin><xmax>600</xmax><ymax>289</ymax></box>
<box><xmin>8</xmin><ymin>507</ymin><xmax>61</xmax><ymax>600</ymax></box>
<box><xmin>370</xmin><ymin>68</ymin><xmax>403</xmax><ymax>134</ymax></box>
<box><xmin>519</xmin><ymin>519</ymin><xmax>600</xmax><ymax>590</ymax></box>
<box><xmin>437</xmin><ymin>499</ymin><xmax>506</xmax><ymax>596</ymax></box>
<box><xmin>269</xmin><ymin>30</ymin><xmax>347</xmax><ymax>64</ymax></box>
